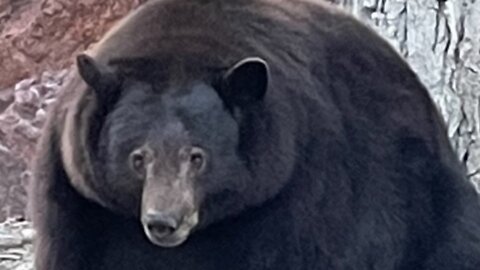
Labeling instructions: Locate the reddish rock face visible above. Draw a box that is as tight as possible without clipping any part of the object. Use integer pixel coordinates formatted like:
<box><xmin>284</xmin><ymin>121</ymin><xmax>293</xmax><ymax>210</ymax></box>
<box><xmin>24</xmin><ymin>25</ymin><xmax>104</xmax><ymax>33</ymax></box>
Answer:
<box><xmin>0</xmin><ymin>0</ymin><xmax>147</xmax><ymax>91</ymax></box>
<box><xmin>0</xmin><ymin>0</ymin><xmax>147</xmax><ymax>222</ymax></box>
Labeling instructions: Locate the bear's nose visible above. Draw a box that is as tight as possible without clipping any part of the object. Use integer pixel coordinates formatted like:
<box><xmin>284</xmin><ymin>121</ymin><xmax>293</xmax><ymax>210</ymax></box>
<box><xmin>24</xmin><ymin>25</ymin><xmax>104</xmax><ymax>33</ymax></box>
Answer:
<box><xmin>143</xmin><ymin>211</ymin><xmax>179</xmax><ymax>239</ymax></box>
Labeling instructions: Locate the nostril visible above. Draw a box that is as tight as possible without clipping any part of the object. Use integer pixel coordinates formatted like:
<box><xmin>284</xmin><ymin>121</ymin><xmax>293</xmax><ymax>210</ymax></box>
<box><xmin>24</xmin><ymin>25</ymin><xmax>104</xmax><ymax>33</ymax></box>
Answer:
<box><xmin>146</xmin><ymin>223</ymin><xmax>175</xmax><ymax>239</ymax></box>
<box><xmin>143</xmin><ymin>211</ymin><xmax>179</xmax><ymax>239</ymax></box>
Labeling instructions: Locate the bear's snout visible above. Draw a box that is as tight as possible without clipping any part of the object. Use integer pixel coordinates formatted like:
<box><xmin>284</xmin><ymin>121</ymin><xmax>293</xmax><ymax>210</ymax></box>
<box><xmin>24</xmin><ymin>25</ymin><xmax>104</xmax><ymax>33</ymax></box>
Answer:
<box><xmin>140</xmin><ymin>175</ymin><xmax>199</xmax><ymax>248</ymax></box>
<box><xmin>143</xmin><ymin>210</ymin><xmax>179</xmax><ymax>239</ymax></box>
<box><xmin>141</xmin><ymin>207</ymin><xmax>199</xmax><ymax>248</ymax></box>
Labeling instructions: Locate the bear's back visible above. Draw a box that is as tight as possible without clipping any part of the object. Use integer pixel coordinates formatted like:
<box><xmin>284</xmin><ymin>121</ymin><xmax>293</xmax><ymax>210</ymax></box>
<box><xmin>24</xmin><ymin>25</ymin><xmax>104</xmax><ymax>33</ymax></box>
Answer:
<box><xmin>87</xmin><ymin>0</ymin><xmax>353</xmax><ymax>84</ymax></box>
<box><xmin>86</xmin><ymin>0</ymin><xmax>429</xmax><ymax>120</ymax></box>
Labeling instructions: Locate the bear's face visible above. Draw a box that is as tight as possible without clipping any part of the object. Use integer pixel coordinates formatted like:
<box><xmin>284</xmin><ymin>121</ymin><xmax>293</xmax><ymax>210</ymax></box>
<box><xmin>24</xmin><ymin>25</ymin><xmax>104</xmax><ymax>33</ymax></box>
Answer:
<box><xmin>77</xmin><ymin>55</ymin><xmax>271</xmax><ymax>247</ymax></box>
<box><xmin>99</xmin><ymin>80</ymin><xmax>252</xmax><ymax>247</ymax></box>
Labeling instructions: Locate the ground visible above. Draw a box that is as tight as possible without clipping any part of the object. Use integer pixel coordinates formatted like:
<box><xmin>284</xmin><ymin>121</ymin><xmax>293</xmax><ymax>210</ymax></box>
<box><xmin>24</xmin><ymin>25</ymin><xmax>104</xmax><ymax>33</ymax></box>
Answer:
<box><xmin>0</xmin><ymin>218</ymin><xmax>34</xmax><ymax>270</ymax></box>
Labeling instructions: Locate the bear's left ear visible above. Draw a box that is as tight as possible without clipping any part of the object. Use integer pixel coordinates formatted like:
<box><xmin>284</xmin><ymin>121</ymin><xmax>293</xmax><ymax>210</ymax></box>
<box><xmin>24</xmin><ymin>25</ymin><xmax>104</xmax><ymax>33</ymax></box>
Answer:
<box><xmin>219</xmin><ymin>57</ymin><xmax>269</xmax><ymax>107</ymax></box>
<box><xmin>76</xmin><ymin>54</ymin><xmax>120</xmax><ymax>100</ymax></box>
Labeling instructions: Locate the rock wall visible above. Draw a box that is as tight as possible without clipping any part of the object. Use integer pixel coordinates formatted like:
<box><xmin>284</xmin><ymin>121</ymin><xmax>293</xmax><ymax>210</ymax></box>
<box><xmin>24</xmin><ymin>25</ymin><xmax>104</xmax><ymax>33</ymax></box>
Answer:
<box><xmin>0</xmin><ymin>70</ymin><xmax>68</xmax><ymax>221</ymax></box>
<box><xmin>0</xmin><ymin>0</ymin><xmax>146</xmax><ymax>90</ymax></box>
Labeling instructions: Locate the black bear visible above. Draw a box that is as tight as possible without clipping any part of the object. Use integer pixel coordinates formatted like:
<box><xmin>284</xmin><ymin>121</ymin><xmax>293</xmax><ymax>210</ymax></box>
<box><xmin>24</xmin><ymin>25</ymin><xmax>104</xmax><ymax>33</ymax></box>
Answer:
<box><xmin>29</xmin><ymin>0</ymin><xmax>480</xmax><ymax>269</ymax></box>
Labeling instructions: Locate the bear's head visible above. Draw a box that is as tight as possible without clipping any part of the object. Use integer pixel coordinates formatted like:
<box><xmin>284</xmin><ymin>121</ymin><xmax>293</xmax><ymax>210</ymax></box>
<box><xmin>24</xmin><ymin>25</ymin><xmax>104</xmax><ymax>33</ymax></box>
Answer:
<box><xmin>70</xmin><ymin>54</ymin><xmax>296</xmax><ymax>248</ymax></box>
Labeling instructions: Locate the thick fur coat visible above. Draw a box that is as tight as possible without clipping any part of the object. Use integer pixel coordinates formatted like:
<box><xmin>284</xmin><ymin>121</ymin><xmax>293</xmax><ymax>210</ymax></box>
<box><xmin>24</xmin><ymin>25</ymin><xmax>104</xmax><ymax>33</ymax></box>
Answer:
<box><xmin>29</xmin><ymin>0</ymin><xmax>480</xmax><ymax>269</ymax></box>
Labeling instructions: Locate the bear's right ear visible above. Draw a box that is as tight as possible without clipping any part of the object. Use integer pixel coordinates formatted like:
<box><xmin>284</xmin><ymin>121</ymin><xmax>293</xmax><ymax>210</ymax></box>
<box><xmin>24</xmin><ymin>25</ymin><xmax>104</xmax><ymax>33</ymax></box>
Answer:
<box><xmin>218</xmin><ymin>57</ymin><xmax>270</xmax><ymax>108</ymax></box>
<box><xmin>76</xmin><ymin>54</ymin><xmax>120</xmax><ymax>95</ymax></box>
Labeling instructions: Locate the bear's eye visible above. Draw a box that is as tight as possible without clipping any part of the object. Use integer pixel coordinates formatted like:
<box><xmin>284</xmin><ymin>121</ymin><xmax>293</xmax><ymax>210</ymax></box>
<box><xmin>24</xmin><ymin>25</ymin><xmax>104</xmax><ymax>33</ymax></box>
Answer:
<box><xmin>190</xmin><ymin>147</ymin><xmax>207</xmax><ymax>172</ymax></box>
<box><xmin>130</xmin><ymin>150</ymin><xmax>146</xmax><ymax>176</ymax></box>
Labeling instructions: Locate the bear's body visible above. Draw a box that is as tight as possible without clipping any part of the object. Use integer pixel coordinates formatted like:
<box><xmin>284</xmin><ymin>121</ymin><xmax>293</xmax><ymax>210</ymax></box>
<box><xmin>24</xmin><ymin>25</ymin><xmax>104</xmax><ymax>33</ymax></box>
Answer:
<box><xmin>29</xmin><ymin>0</ymin><xmax>480</xmax><ymax>269</ymax></box>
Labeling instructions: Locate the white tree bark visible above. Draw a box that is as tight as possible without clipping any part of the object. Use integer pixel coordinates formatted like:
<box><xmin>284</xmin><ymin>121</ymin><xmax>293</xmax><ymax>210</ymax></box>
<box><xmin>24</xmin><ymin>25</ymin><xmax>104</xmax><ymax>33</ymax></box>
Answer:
<box><xmin>332</xmin><ymin>0</ymin><xmax>480</xmax><ymax>190</ymax></box>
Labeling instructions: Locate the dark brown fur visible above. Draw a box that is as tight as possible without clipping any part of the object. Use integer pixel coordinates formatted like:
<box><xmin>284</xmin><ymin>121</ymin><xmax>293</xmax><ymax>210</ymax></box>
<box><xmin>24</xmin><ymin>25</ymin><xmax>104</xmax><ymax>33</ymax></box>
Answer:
<box><xmin>29</xmin><ymin>0</ymin><xmax>480</xmax><ymax>269</ymax></box>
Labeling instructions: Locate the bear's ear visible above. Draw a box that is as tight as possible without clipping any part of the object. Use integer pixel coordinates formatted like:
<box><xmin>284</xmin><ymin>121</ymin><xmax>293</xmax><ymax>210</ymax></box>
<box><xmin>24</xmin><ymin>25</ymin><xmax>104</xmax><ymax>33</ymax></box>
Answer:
<box><xmin>219</xmin><ymin>57</ymin><xmax>269</xmax><ymax>107</ymax></box>
<box><xmin>76</xmin><ymin>54</ymin><xmax>119</xmax><ymax>95</ymax></box>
